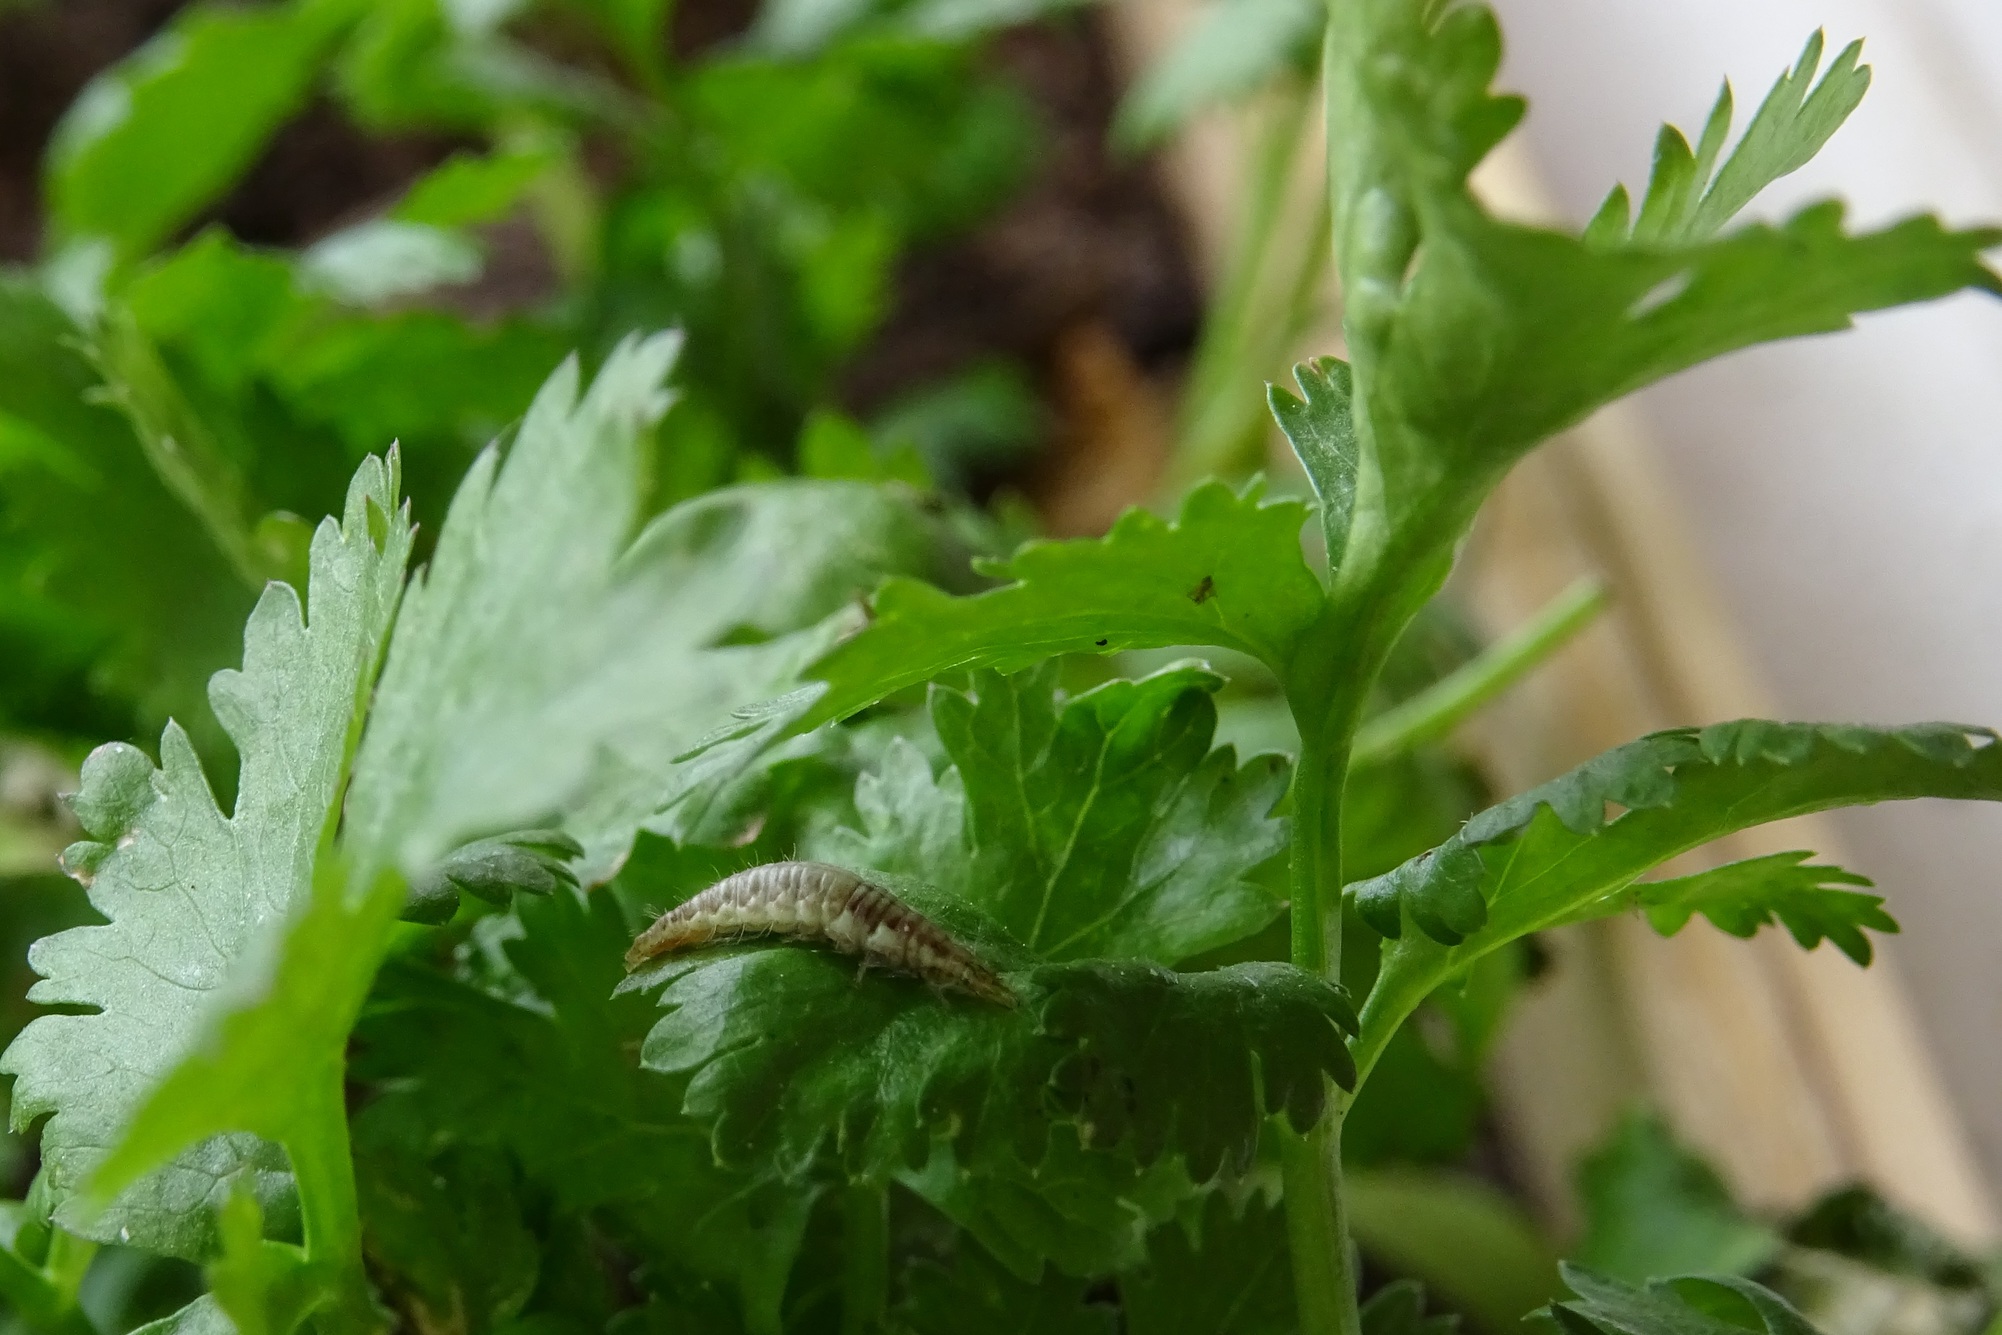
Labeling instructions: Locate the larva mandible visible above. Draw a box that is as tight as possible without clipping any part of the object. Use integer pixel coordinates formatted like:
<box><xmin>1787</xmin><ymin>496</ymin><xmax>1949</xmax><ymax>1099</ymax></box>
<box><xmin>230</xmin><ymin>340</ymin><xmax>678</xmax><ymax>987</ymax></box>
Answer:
<box><xmin>624</xmin><ymin>860</ymin><xmax>1016</xmax><ymax>1007</ymax></box>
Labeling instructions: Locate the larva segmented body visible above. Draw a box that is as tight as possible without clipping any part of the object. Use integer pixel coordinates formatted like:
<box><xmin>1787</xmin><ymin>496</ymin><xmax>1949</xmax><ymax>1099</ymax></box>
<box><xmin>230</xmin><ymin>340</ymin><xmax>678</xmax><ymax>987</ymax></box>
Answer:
<box><xmin>624</xmin><ymin>860</ymin><xmax>1015</xmax><ymax>1007</ymax></box>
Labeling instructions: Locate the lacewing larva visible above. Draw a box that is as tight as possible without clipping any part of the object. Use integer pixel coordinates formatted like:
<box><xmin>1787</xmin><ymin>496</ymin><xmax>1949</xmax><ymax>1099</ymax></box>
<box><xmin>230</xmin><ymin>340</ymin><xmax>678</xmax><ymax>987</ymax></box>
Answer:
<box><xmin>624</xmin><ymin>860</ymin><xmax>1016</xmax><ymax>1007</ymax></box>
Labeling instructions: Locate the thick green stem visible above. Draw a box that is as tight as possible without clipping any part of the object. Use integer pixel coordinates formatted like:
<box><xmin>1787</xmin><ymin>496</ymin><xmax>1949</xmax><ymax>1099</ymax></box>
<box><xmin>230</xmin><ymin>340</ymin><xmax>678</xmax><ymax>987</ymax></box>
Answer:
<box><xmin>288</xmin><ymin>1068</ymin><xmax>371</xmax><ymax>1334</ymax></box>
<box><xmin>1282</xmin><ymin>1121</ymin><xmax>1360</xmax><ymax>1335</ymax></box>
<box><xmin>1281</xmin><ymin>645</ymin><xmax>1370</xmax><ymax>1335</ymax></box>
<box><xmin>841</xmin><ymin>1182</ymin><xmax>889</xmax><ymax>1335</ymax></box>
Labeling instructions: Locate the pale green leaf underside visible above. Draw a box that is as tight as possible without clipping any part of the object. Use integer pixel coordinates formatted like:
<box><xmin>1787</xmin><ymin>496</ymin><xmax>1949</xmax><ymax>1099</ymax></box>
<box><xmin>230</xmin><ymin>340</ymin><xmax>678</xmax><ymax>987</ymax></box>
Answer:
<box><xmin>803</xmin><ymin>479</ymin><xmax>1326</xmax><ymax>728</ymax></box>
<box><xmin>1547</xmin><ymin>1263</ymin><xmax>1825</xmax><ymax>1335</ymax></box>
<box><xmin>1589</xmin><ymin>31</ymin><xmax>1870</xmax><ymax>248</ymax></box>
<box><xmin>1632</xmin><ymin>851</ymin><xmax>1889</xmax><ymax>965</ymax></box>
<box><xmin>1353</xmin><ymin>721</ymin><xmax>2002</xmax><ymax>1085</ymax></box>
<box><xmin>0</xmin><ymin>457</ymin><xmax>412</xmax><ymax>1259</ymax></box>
<box><xmin>344</xmin><ymin>330</ymin><xmax>962</xmax><ymax>883</ymax></box>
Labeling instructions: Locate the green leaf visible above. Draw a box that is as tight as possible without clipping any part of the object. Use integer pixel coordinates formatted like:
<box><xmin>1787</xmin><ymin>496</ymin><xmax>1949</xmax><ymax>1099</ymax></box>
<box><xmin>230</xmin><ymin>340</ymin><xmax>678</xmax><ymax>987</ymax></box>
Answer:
<box><xmin>1353</xmin><ymin>722</ymin><xmax>2002</xmax><ymax>1085</ymax></box>
<box><xmin>205</xmin><ymin>1186</ymin><xmax>317</xmax><ymax>1335</ymax></box>
<box><xmin>0</xmin><ymin>278</ymin><xmax>255</xmax><ymax>746</ymax></box>
<box><xmin>893</xmin><ymin>1244</ymin><xmax>1114</xmax><ymax>1335</ymax></box>
<box><xmin>341</xmin><ymin>331</ymin><xmax>962</xmax><ymax>882</ymax></box>
<box><xmin>1358</xmin><ymin>1282</ymin><xmax>1459</xmax><ymax>1335</ymax></box>
<box><xmin>628</xmin><ymin>911</ymin><xmax>1353</xmax><ymax>1185</ymax></box>
<box><xmin>352</xmin><ymin>1143</ymin><xmax>537</xmax><ymax>1334</ymax></box>
<box><xmin>897</xmin><ymin>1134</ymin><xmax>1189</xmax><ymax>1280</ymax></box>
<box><xmin>1112</xmin><ymin>0</ymin><xmax>1320</xmax><ymax>149</ymax></box>
<box><xmin>355</xmin><ymin>889</ymin><xmax>817</xmax><ymax>1335</ymax></box>
<box><xmin>0</xmin><ymin>455</ymin><xmax>412</xmax><ymax>1258</ymax></box>
<box><xmin>1320</xmin><ymin>4</ymin><xmax>1999</xmax><ymax>637</ymax></box>
<box><xmin>1634</xmin><ymin>852</ymin><xmax>1891</xmax><ymax>965</ymax></box>
<box><xmin>803</xmin><ymin>479</ymin><xmax>1327</xmax><ymax>728</ymax></box>
<box><xmin>1573</xmin><ymin>1113</ymin><xmax>1779</xmax><ymax>1286</ymax></box>
<box><xmin>46</xmin><ymin>0</ymin><xmax>360</xmax><ymax>259</ymax></box>
<box><xmin>1268</xmin><ymin>357</ymin><xmax>1358</xmax><ymax>571</ymax></box>
<box><xmin>820</xmin><ymin>665</ymin><xmax>1289</xmax><ymax>965</ymax></box>
<box><xmin>402</xmin><ymin>829</ymin><xmax>583</xmax><ymax>924</ymax></box>
<box><xmin>297</xmin><ymin>221</ymin><xmax>483</xmax><ymax>307</ymax></box>
<box><xmin>625</xmin><ymin>666</ymin><xmax>1348</xmax><ymax>1193</ymax></box>
<box><xmin>1544</xmin><ymin>1264</ymin><xmax>1826</xmax><ymax>1335</ymax></box>
<box><xmin>1122</xmin><ymin>1191</ymin><xmax>1296</xmax><ymax>1335</ymax></box>
<box><xmin>1345</xmin><ymin>1168</ymin><xmax>1561</xmax><ymax>1329</ymax></box>
<box><xmin>392</xmin><ymin>145</ymin><xmax>557</xmax><ymax>229</ymax></box>
<box><xmin>1594</xmin><ymin>33</ymin><xmax>1870</xmax><ymax>248</ymax></box>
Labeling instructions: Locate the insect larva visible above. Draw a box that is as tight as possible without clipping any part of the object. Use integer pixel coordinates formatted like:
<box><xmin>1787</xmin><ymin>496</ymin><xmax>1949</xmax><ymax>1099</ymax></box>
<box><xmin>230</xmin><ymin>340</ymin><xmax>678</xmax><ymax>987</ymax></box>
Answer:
<box><xmin>624</xmin><ymin>860</ymin><xmax>1016</xmax><ymax>1007</ymax></box>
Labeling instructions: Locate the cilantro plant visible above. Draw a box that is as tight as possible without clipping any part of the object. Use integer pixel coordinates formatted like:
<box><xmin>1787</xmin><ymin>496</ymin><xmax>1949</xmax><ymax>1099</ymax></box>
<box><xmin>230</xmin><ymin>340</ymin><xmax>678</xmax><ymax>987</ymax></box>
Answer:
<box><xmin>3</xmin><ymin>3</ymin><xmax>2001</xmax><ymax>1335</ymax></box>
<box><xmin>0</xmin><ymin>0</ymin><xmax>1054</xmax><ymax>764</ymax></box>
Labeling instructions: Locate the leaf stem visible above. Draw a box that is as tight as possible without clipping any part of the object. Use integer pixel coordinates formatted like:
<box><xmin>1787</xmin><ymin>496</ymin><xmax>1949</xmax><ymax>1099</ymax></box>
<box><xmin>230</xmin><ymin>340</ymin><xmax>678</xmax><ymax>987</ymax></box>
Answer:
<box><xmin>287</xmin><ymin>1068</ymin><xmax>371</xmax><ymax>1334</ymax></box>
<box><xmin>1351</xmin><ymin>576</ymin><xmax>1608</xmax><ymax>766</ymax></box>
<box><xmin>1281</xmin><ymin>1122</ymin><xmax>1360</xmax><ymax>1335</ymax></box>
<box><xmin>841</xmin><ymin>1182</ymin><xmax>889</xmax><ymax>1335</ymax></box>
<box><xmin>0</xmin><ymin>1235</ymin><xmax>96</xmax><ymax>1335</ymax></box>
<box><xmin>1281</xmin><ymin>641</ymin><xmax>1368</xmax><ymax>1334</ymax></box>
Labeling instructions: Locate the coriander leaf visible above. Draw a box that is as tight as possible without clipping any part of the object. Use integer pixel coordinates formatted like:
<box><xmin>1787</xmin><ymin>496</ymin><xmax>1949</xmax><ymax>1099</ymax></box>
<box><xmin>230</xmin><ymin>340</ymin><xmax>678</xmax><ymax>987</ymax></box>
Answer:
<box><xmin>402</xmin><ymin>829</ymin><xmax>583</xmax><ymax>924</ymax></box>
<box><xmin>342</xmin><ymin>330</ymin><xmax>963</xmax><ymax>882</ymax></box>
<box><xmin>131</xmin><ymin>1295</ymin><xmax>235</xmax><ymax>1335</ymax></box>
<box><xmin>352</xmin><ymin>1143</ymin><xmax>537</xmax><ymax>1335</ymax></box>
<box><xmin>206</xmin><ymin>1186</ymin><xmax>317</xmax><ymax>1335</ymax></box>
<box><xmin>627</xmin><ymin>906</ymin><xmax>1353</xmax><ymax>1184</ymax></box>
<box><xmin>893</xmin><ymin>1244</ymin><xmax>1113</xmax><ymax>1335</ymax></box>
<box><xmin>897</xmin><ymin>1135</ymin><xmax>1189</xmax><ymax>1280</ymax></box>
<box><xmin>857</xmin><ymin>665</ymin><xmax>1291</xmax><ymax>965</ymax></box>
<box><xmin>1112</xmin><ymin>0</ymin><xmax>1321</xmax><ymax>149</ymax></box>
<box><xmin>297</xmin><ymin>221</ymin><xmax>483</xmax><ymax>308</ymax></box>
<box><xmin>803</xmin><ymin>479</ymin><xmax>1327</xmax><ymax>728</ymax></box>
<box><xmin>1268</xmin><ymin>357</ymin><xmax>1357</xmax><ymax>570</ymax></box>
<box><xmin>1544</xmin><ymin>1264</ymin><xmax>1825</xmax><ymax>1335</ymax></box>
<box><xmin>87</xmin><ymin>308</ymin><xmax>269</xmax><ymax>589</ymax></box>
<box><xmin>1358</xmin><ymin>1282</ymin><xmax>1458</xmax><ymax>1335</ymax></box>
<box><xmin>46</xmin><ymin>0</ymin><xmax>359</xmax><ymax>259</ymax></box>
<box><xmin>355</xmin><ymin>890</ymin><xmax>816</xmax><ymax>1335</ymax></box>
<box><xmin>0</xmin><ymin>278</ymin><xmax>253</xmax><ymax>748</ymax></box>
<box><xmin>1593</xmin><ymin>33</ymin><xmax>1870</xmax><ymax>248</ymax></box>
<box><xmin>392</xmin><ymin>145</ymin><xmax>558</xmax><ymax>229</ymax></box>
<box><xmin>1574</xmin><ymin>1113</ymin><xmax>1779</xmax><ymax>1286</ymax></box>
<box><xmin>627</xmin><ymin>666</ymin><xmax>1344</xmax><ymax>1186</ymax></box>
<box><xmin>0</xmin><ymin>455</ymin><xmax>412</xmax><ymax>1259</ymax></box>
<box><xmin>1353</xmin><ymin>721</ymin><xmax>2002</xmax><ymax>1088</ymax></box>
<box><xmin>1320</xmin><ymin>3</ymin><xmax>1999</xmax><ymax>634</ymax></box>
<box><xmin>1122</xmin><ymin>1191</ymin><xmax>1295</xmax><ymax>1335</ymax></box>
<box><xmin>1634</xmin><ymin>852</ymin><xmax>1890</xmax><ymax>965</ymax></box>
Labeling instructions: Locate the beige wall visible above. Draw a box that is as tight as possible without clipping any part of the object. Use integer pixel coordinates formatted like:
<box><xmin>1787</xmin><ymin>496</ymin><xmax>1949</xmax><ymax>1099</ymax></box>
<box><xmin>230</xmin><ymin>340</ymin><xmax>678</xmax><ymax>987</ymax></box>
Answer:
<box><xmin>1489</xmin><ymin>0</ymin><xmax>2002</xmax><ymax>1195</ymax></box>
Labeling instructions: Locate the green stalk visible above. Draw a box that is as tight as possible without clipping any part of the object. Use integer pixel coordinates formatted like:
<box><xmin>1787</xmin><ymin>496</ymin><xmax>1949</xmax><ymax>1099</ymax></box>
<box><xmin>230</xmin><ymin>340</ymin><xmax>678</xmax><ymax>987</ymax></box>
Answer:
<box><xmin>0</xmin><ymin>1232</ymin><xmax>96</xmax><ymax>1335</ymax></box>
<box><xmin>1280</xmin><ymin>643</ymin><xmax>1369</xmax><ymax>1335</ymax></box>
<box><xmin>841</xmin><ymin>1182</ymin><xmax>889</xmax><ymax>1335</ymax></box>
<box><xmin>287</xmin><ymin>1068</ymin><xmax>370</xmax><ymax>1334</ymax></box>
<box><xmin>1351</xmin><ymin>577</ymin><xmax>1608</xmax><ymax>766</ymax></box>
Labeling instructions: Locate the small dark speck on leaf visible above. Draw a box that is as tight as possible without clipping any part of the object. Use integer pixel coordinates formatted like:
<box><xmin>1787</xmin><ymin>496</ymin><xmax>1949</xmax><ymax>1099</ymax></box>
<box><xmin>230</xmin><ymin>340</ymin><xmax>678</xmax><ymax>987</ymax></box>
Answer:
<box><xmin>1095</xmin><ymin>638</ymin><xmax>1108</xmax><ymax>647</ymax></box>
<box><xmin>1188</xmin><ymin>575</ymin><xmax>1215</xmax><ymax>604</ymax></box>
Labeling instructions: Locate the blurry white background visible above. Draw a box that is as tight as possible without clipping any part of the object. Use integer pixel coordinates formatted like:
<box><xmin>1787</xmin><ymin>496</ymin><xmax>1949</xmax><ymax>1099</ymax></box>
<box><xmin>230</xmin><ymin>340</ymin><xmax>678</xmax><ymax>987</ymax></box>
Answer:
<box><xmin>1490</xmin><ymin>0</ymin><xmax>2002</xmax><ymax>1196</ymax></box>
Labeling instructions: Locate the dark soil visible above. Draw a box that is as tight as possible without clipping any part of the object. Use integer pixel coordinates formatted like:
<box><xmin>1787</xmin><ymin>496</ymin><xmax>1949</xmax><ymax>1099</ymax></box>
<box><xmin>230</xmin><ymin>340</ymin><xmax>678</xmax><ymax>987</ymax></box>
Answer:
<box><xmin>0</xmin><ymin>0</ymin><xmax>1202</xmax><ymax>408</ymax></box>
